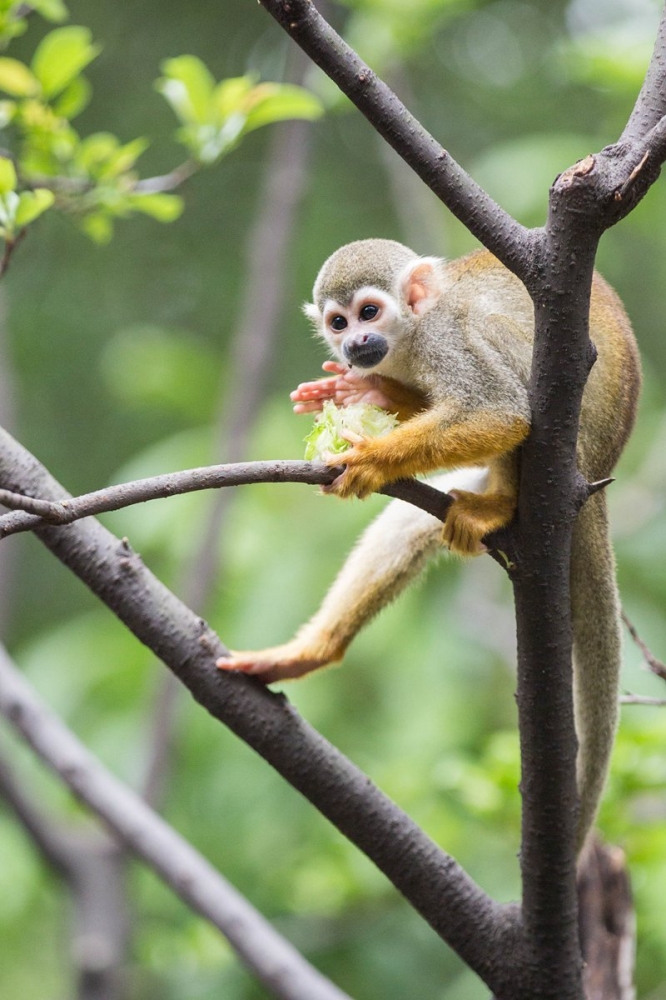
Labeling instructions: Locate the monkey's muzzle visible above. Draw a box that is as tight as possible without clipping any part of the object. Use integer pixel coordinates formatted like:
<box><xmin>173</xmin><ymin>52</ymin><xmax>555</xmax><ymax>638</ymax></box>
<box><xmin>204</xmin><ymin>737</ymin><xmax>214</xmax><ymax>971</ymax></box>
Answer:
<box><xmin>342</xmin><ymin>333</ymin><xmax>389</xmax><ymax>369</ymax></box>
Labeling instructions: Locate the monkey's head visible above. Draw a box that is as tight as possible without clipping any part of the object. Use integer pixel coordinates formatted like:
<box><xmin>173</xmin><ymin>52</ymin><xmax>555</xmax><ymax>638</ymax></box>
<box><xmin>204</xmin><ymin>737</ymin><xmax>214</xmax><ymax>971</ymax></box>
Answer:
<box><xmin>303</xmin><ymin>239</ymin><xmax>445</xmax><ymax>373</ymax></box>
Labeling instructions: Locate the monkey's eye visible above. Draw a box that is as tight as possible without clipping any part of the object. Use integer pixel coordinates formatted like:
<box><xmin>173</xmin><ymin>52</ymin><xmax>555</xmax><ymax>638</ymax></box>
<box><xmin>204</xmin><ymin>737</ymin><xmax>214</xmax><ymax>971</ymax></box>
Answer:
<box><xmin>330</xmin><ymin>315</ymin><xmax>348</xmax><ymax>332</ymax></box>
<box><xmin>359</xmin><ymin>304</ymin><xmax>379</xmax><ymax>321</ymax></box>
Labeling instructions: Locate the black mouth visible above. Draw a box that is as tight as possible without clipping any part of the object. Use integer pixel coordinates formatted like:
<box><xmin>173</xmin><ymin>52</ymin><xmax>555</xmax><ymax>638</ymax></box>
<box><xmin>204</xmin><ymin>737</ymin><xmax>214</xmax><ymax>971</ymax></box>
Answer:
<box><xmin>342</xmin><ymin>334</ymin><xmax>389</xmax><ymax>369</ymax></box>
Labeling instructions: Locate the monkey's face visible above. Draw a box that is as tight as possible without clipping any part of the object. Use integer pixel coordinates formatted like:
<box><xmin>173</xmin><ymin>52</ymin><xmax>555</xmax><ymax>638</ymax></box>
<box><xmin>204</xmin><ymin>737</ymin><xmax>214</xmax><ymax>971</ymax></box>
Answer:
<box><xmin>314</xmin><ymin>286</ymin><xmax>406</xmax><ymax>371</ymax></box>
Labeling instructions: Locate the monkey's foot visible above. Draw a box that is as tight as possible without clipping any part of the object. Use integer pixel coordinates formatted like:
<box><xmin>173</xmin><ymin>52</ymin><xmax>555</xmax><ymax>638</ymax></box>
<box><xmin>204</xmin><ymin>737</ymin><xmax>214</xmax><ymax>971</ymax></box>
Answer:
<box><xmin>217</xmin><ymin>641</ymin><xmax>342</xmax><ymax>684</ymax></box>
<box><xmin>442</xmin><ymin>491</ymin><xmax>516</xmax><ymax>557</ymax></box>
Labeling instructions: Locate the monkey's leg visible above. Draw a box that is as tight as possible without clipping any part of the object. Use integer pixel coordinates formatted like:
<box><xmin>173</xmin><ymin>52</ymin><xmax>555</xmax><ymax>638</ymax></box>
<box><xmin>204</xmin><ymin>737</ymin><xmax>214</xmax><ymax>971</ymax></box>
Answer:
<box><xmin>442</xmin><ymin>454</ymin><xmax>519</xmax><ymax>556</ymax></box>
<box><xmin>218</xmin><ymin>467</ymin><xmax>488</xmax><ymax>683</ymax></box>
<box><xmin>442</xmin><ymin>491</ymin><xmax>517</xmax><ymax>556</ymax></box>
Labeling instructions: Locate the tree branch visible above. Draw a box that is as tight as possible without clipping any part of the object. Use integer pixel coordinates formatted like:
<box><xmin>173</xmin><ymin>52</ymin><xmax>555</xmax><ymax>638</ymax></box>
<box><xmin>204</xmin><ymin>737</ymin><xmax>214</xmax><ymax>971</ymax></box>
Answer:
<box><xmin>0</xmin><ymin>751</ymin><xmax>73</xmax><ymax>872</ymax></box>
<box><xmin>257</xmin><ymin>0</ymin><xmax>535</xmax><ymax>281</ymax></box>
<box><xmin>620</xmin><ymin>3</ymin><xmax>666</xmax><ymax>144</ymax></box>
<box><xmin>0</xmin><ymin>461</ymin><xmax>452</xmax><ymax>538</ymax></box>
<box><xmin>0</xmin><ymin>645</ymin><xmax>352</xmax><ymax>1000</ymax></box>
<box><xmin>0</xmin><ymin>426</ymin><xmax>521</xmax><ymax>992</ymax></box>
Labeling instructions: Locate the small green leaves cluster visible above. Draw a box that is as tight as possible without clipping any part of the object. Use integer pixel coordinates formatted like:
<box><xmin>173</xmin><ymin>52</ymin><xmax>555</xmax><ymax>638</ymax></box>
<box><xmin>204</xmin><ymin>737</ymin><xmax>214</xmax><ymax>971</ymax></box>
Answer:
<box><xmin>0</xmin><ymin>7</ymin><xmax>323</xmax><ymax>251</ymax></box>
<box><xmin>157</xmin><ymin>56</ymin><xmax>323</xmax><ymax>164</ymax></box>
<box><xmin>0</xmin><ymin>156</ymin><xmax>53</xmax><ymax>241</ymax></box>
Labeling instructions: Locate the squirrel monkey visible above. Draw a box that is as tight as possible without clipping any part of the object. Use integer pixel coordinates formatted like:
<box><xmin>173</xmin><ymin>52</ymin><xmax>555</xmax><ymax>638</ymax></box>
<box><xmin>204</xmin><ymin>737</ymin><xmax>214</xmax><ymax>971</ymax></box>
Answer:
<box><xmin>219</xmin><ymin>239</ymin><xmax>641</xmax><ymax>845</ymax></box>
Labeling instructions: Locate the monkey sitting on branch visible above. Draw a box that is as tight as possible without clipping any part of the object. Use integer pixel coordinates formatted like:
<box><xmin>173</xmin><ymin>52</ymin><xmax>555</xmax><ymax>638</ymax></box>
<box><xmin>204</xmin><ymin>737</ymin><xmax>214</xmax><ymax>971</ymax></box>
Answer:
<box><xmin>219</xmin><ymin>238</ymin><xmax>641</xmax><ymax>846</ymax></box>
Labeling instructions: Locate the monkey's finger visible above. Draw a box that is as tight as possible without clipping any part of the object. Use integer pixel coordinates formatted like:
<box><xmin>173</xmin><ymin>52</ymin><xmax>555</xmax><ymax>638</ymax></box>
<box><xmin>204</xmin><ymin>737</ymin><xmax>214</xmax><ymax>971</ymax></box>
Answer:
<box><xmin>293</xmin><ymin>400</ymin><xmax>325</xmax><ymax>414</ymax></box>
<box><xmin>340</xmin><ymin>430</ymin><xmax>365</xmax><ymax>445</ymax></box>
<box><xmin>321</xmin><ymin>361</ymin><xmax>348</xmax><ymax>375</ymax></box>
<box><xmin>290</xmin><ymin>377</ymin><xmax>340</xmax><ymax>400</ymax></box>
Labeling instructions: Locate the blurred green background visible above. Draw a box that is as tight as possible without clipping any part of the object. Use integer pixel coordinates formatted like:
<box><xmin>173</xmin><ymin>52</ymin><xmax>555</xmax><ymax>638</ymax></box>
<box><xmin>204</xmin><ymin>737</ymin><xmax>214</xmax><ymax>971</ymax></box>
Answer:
<box><xmin>2</xmin><ymin>0</ymin><xmax>666</xmax><ymax>998</ymax></box>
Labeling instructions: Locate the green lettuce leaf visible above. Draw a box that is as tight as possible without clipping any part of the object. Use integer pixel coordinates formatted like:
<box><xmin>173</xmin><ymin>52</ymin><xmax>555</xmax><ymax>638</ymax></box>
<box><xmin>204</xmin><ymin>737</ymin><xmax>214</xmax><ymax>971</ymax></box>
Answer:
<box><xmin>304</xmin><ymin>401</ymin><xmax>398</xmax><ymax>461</ymax></box>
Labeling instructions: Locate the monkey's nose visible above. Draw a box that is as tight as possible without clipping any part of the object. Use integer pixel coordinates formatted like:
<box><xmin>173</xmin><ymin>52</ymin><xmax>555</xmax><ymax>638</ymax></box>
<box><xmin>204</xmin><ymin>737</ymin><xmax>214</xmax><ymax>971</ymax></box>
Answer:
<box><xmin>342</xmin><ymin>333</ymin><xmax>389</xmax><ymax>369</ymax></box>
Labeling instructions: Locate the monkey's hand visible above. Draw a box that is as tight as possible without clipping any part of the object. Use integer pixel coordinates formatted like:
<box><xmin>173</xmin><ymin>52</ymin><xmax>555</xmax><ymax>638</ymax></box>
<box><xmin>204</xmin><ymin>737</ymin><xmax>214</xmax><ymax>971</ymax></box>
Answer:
<box><xmin>292</xmin><ymin>362</ymin><xmax>427</xmax><ymax>421</ymax></box>
<box><xmin>324</xmin><ymin>435</ymin><xmax>396</xmax><ymax>499</ymax></box>
<box><xmin>443</xmin><ymin>490</ymin><xmax>517</xmax><ymax>557</ymax></box>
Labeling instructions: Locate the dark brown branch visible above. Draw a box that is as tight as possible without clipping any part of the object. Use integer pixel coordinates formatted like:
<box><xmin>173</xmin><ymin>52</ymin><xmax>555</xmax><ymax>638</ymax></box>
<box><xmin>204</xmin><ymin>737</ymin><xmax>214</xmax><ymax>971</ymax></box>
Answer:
<box><xmin>620</xmin><ymin>4</ymin><xmax>666</xmax><ymax>144</ymax></box>
<box><xmin>577</xmin><ymin>838</ymin><xmax>636</xmax><ymax>1000</ymax></box>
<box><xmin>0</xmin><ymin>427</ymin><xmax>522</xmax><ymax>992</ymax></box>
<box><xmin>0</xmin><ymin>645</ymin><xmax>352</xmax><ymax>1000</ymax></box>
<box><xmin>257</xmin><ymin>0</ymin><xmax>535</xmax><ymax>282</ymax></box>
<box><xmin>0</xmin><ymin>462</ymin><xmax>452</xmax><ymax>538</ymax></box>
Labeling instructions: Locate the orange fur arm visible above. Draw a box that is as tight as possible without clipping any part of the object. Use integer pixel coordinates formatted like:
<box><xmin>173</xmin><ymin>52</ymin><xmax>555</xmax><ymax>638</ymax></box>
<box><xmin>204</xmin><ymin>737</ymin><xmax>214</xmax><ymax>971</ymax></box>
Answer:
<box><xmin>329</xmin><ymin>406</ymin><xmax>530</xmax><ymax>498</ymax></box>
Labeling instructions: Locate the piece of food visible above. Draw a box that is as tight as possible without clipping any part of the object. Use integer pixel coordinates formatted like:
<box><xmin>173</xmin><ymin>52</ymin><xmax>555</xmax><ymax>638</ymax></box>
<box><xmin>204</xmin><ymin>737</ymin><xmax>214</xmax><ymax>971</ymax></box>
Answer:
<box><xmin>304</xmin><ymin>400</ymin><xmax>398</xmax><ymax>461</ymax></box>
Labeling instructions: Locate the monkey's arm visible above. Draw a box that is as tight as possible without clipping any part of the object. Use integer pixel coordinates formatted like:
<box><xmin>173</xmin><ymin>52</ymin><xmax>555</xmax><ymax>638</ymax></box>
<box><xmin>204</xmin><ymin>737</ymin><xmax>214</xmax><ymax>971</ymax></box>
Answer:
<box><xmin>218</xmin><ymin>468</ymin><xmax>488</xmax><ymax>682</ymax></box>
<box><xmin>328</xmin><ymin>404</ymin><xmax>530</xmax><ymax>497</ymax></box>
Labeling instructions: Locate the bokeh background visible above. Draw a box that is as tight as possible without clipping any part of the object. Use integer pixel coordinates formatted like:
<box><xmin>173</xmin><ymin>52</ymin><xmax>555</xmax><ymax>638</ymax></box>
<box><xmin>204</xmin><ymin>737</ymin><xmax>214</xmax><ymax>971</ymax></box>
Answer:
<box><xmin>2</xmin><ymin>0</ymin><xmax>666</xmax><ymax>997</ymax></box>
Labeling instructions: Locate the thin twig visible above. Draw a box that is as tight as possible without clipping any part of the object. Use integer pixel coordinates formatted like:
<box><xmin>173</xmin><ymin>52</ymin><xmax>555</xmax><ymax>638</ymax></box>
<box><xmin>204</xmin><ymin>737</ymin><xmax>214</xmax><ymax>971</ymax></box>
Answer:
<box><xmin>0</xmin><ymin>461</ymin><xmax>453</xmax><ymax>538</ymax></box>
<box><xmin>620</xmin><ymin>694</ymin><xmax>666</xmax><ymax>706</ymax></box>
<box><xmin>622</xmin><ymin>611</ymin><xmax>666</xmax><ymax>681</ymax></box>
<box><xmin>0</xmin><ymin>227</ymin><xmax>27</xmax><ymax>279</ymax></box>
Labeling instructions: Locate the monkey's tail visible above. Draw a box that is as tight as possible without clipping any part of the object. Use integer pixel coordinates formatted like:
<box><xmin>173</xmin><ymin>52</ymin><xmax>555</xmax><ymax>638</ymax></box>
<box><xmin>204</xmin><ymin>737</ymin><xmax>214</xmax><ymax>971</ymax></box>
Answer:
<box><xmin>570</xmin><ymin>491</ymin><xmax>622</xmax><ymax>850</ymax></box>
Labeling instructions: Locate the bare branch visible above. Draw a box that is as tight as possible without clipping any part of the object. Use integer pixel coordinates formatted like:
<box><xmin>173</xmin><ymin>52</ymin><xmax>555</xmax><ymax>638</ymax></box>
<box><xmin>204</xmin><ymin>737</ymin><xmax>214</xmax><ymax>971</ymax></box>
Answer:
<box><xmin>0</xmin><ymin>645</ymin><xmax>352</xmax><ymax>1000</ymax></box>
<box><xmin>0</xmin><ymin>461</ymin><xmax>452</xmax><ymax>538</ymax></box>
<box><xmin>0</xmin><ymin>751</ymin><xmax>73</xmax><ymax>872</ymax></box>
<box><xmin>620</xmin><ymin>4</ymin><xmax>666</xmax><ymax>144</ymax></box>
<box><xmin>0</xmin><ymin>426</ymin><xmax>521</xmax><ymax>991</ymax></box>
<box><xmin>133</xmin><ymin>160</ymin><xmax>199</xmax><ymax>193</ymax></box>
<box><xmin>620</xmin><ymin>694</ymin><xmax>666</xmax><ymax>706</ymax></box>
<box><xmin>0</xmin><ymin>226</ymin><xmax>27</xmax><ymax>279</ymax></box>
<box><xmin>577</xmin><ymin>838</ymin><xmax>636</xmax><ymax>1000</ymax></box>
<box><xmin>622</xmin><ymin>611</ymin><xmax>666</xmax><ymax>682</ymax></box>
<box><xmin>257</xmin><ymin>0</ymin><xmax>535</xmax><ymax>281</ymax></box>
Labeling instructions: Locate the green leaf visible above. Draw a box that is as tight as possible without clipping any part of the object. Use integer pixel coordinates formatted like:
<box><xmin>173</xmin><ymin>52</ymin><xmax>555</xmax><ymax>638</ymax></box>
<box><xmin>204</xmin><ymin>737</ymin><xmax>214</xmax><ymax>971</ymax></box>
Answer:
<box><xmin>0</xmin><ymin>189</ymin><xmax>18</xmax><ymax>231</ymax></box>
<box><xmin>127</xmin><ymin>192</ymin><xmax>184</xmax><ymax>222</ymax></box>
<box><xmin>0</xmin><ymin>156</ymin><xmax>16</xmax><ymax>194</ymax></box>
<box><xmin>157</xmin><ymin>55</ymin><xmax>214</xmax><ymax>124</ymax></box>
<box><xmin>53</xmin><ymin>75</ymin><xmax>91</xmax><ymax>119</ymax></box>
<box><xmin>30</xmin><ymin>0</ymin><xmax>69</xmax><ymax>21</ymax></box>
<box><xmin>80</xmin><ymin>211</ymin><xmax>113</xmax><ymax>243</ymax></box>
<box><xmin>0</xmin><ymin>57</ymin><xmax>39</xmax><ymax>96</ymax></box>
<box><xmin>242</xmin><ymin>84</ymin><xmax>323</xmax><ymax>133</ymax></box>
<box><xmin>15</xmin><ymin>188</ymin><xmax>54</xmax><ymax>225</ymax></box>
<box><xmin>30</xmin><ymin>0</ymin><xmax>68</xmax><ymax>21</ymax></box>
<box><xmin>211</xmin><ymin>75</ymin><xmax>254</xmax><ymax>118</ymax></box>
<box><xmin>304</xmin><ymin>401</ymin><xmax>398</xmax><ymax>461</ymax></box>
<box><xmin>75</xmin><ymin>132</ymin><xmax>119</xmax><ymax>173</ymax></box>
<box><xmin>32</xmin><ymin>26</ymin><xmax>101</xmax><ymax>99</ymax></box>
<box><xmin>102</xmin><ymin>137</ymin><xmax>149</xmax><ymax>177</ymax></box>
<box><xmin>0</xmin><ymin>100</ymin><xmax>15</xmax><ymax>127</ymax></box>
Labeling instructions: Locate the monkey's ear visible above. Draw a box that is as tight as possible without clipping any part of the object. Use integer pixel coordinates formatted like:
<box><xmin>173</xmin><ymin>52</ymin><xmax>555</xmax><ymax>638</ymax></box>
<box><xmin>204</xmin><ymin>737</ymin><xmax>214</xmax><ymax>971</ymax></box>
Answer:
<box><xmin>400</xmin><ymin>257</ymin><xmax>444</xmax><ymax>316</ymax></box>
<box><xmin>302</xmin><ymin>301</ymin><xmax>322</xmax><ymax>327</ymax></box>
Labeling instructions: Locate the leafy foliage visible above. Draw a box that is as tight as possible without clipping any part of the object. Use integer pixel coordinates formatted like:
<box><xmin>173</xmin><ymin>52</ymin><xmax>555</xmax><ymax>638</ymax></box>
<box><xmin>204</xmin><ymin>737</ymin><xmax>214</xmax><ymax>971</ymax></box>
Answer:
<box><xmin>0</xmin><ymin>7</ymin><xmax>322</xmax><ymax>245</ymax></box>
